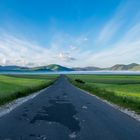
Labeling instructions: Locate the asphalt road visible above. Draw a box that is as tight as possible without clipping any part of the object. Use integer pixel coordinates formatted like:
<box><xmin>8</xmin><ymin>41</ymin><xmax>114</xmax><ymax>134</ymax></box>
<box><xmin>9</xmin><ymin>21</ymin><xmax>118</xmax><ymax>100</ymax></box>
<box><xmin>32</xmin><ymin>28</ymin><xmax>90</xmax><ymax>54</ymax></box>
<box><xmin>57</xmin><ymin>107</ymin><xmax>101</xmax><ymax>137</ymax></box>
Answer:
<box><xmin>0</xmin><ymin>75</ymin><xmax>140</xmax><ymax>140</ymax></box>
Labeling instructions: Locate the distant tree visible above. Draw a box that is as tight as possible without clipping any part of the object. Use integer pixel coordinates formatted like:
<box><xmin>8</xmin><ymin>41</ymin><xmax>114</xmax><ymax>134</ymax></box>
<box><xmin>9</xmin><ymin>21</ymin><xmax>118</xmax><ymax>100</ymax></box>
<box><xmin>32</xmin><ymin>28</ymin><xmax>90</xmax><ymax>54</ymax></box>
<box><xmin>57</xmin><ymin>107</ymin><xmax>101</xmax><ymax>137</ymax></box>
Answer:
<box><xmin>75</xmin><ymin>79</ymin><xmax>85</xmax><ymax>84</ymax></box>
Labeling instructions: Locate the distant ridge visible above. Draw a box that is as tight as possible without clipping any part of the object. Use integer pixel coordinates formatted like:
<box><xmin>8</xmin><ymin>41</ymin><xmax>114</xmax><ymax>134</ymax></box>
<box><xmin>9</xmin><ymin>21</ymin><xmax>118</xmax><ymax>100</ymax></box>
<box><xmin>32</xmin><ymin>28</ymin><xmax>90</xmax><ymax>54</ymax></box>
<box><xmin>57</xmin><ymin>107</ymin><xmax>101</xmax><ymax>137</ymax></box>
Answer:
<box><xmin>0</xmin><ymin>63</ymin><xmax>140</xmax><ymax>71</ymax></box>
<box><xmin>107</xmin><ymin>63</ymin><xmax>140</xmax><ymax>71</ymax></box>
<box><xmin>0</xmin><ymin>65</ymin><xmax>27</xmax><ymax>71</ymax></box>
<box><xmin>73</xmin><ymin>63</ymin><xmax>140</xmax><ymax>71</ymax></box>
<box><xmin>0</xmin><ymin>64</ymin><xmax>72</xmax><ymax>72</ymax></box>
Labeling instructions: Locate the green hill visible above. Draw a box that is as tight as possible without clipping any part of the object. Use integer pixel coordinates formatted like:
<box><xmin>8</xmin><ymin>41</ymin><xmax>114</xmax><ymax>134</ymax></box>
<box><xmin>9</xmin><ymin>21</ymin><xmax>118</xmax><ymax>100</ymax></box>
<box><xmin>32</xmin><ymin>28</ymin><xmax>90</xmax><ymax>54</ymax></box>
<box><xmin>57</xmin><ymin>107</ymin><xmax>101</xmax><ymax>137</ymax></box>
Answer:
<box><xmin>45</xmin><ymin>64</ymin><xmax>73</xmax><ymax>71</ymax></box>
<box><xmin>30</xmin><ymin>64</ymin><xmax>73</xmax><ymax>71</ymax></box>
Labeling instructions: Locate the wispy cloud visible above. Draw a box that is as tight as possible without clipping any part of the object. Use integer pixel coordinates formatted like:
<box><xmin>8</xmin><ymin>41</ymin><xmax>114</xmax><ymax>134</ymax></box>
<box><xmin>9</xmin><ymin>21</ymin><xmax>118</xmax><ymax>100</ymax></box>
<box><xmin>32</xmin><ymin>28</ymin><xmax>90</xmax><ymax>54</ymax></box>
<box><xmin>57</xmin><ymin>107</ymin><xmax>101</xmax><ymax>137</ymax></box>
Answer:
<box><xmin>85</xmin><ymin>41</ymin><xmax>140</xmax><ymax>67</ymax></box>
<box><xmin>0</xmin><ymin>32</ymin><xmax>77</xmax><ymax>67</ymax></box>
<box><xmin>84</xmin><ymin>0</ymin><xmax>140</xmax><ymax>67</ymax></box>
<box><xmin>97</xmin><ymin>18</ymin><xmax>122</xmax><ymax>44</ymax></box>
<box><xmin>96</xmin><ymin>0</ymin><xmax>139</xmax><ymax>45</ymax></box>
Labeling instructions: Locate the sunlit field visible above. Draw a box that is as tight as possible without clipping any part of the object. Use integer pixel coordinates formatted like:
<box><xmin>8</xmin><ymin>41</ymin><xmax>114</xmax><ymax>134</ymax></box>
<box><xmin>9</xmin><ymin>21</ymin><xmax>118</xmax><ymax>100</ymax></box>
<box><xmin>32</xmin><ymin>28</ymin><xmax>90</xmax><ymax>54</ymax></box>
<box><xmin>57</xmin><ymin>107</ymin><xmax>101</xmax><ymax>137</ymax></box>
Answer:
<box><xmin>67</xmin><ymin>75</ymin><xmax>140</xmax><ymax>113</ymax></box>
<box><xmin>0</xmin><ymin>74</ymin><xmax>58</xmax><ymax>105</ymax></box>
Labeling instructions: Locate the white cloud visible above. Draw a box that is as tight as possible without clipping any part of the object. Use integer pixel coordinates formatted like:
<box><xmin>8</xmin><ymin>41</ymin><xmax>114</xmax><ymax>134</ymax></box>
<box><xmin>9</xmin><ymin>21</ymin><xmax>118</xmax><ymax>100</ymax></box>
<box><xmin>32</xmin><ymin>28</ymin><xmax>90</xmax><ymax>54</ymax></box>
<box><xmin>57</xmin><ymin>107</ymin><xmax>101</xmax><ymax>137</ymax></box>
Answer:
<box><xmin>0</xmin><ymin>32</ymin><xmax>78</xmax><ymax>67</ymax></box>
<box><xmin>0</xmin><ymin>34</ymin><xmax>62</xmax><ymax>66</ymax></box>
<box><xmin>56</xmin><ymin>52</ymin><xmax>76</xmax><ymax>62</ymax></box>
<box><xmin>85</xmin><ymin>41</ymin><xmax>140</xmax><ymax>67</ymax></box>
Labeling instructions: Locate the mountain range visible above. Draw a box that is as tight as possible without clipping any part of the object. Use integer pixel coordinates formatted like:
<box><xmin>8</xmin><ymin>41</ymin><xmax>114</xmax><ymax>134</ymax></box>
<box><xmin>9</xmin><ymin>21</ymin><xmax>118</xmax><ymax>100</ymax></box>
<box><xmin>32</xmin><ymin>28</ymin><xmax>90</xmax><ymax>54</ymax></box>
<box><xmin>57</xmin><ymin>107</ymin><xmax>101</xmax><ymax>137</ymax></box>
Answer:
<box><xmin>0</xmin><ymin>63</ymin><xmax>140</xmax><ymax>72</ymax></box>
<box><xmin>0</xmin><ymin>64</ymin><xmax>73</xmax><ymax>72</ymax></box>
<box><xmin>73</xmin><ymin>63</ymin><xmax>140</xmax><ymax>71</ymax></box>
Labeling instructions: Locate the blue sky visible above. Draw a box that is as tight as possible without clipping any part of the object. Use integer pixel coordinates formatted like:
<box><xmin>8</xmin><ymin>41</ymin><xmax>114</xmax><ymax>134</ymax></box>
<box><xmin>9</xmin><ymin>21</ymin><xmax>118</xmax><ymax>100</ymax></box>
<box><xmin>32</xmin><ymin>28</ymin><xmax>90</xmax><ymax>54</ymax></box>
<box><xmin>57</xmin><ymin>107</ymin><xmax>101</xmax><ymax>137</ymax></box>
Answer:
<box><xmin>0</xmin><ymin>0</ymin><xmax>140</xmax><ymax>67</ymax></box>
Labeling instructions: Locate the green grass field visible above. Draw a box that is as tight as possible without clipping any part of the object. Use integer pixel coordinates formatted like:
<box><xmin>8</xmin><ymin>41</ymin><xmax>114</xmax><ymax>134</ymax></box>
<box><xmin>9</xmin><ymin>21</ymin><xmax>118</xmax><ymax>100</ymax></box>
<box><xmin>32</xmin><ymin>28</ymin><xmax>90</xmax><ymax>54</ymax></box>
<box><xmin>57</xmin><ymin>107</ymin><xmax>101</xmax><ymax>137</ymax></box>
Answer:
<box><xmin>0</xmin><ymin>74</ymin><xmax>58</xmax><ymax>105</ymax></box>
<box><xmin>67</xmin><ymin>74</ymin><xmax>140</xmax><ymax>113</ymax></box>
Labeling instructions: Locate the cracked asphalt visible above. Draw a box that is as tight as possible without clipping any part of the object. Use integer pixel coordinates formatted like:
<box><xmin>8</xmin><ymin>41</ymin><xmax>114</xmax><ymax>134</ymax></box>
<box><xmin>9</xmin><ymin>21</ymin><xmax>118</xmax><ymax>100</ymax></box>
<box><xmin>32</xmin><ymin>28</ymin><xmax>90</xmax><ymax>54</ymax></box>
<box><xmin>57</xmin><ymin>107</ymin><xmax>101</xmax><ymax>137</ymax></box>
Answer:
<box><xmin>0</xmin><ymin>75</ymin><xmax>140</xmax><ymax>140</ymax></box>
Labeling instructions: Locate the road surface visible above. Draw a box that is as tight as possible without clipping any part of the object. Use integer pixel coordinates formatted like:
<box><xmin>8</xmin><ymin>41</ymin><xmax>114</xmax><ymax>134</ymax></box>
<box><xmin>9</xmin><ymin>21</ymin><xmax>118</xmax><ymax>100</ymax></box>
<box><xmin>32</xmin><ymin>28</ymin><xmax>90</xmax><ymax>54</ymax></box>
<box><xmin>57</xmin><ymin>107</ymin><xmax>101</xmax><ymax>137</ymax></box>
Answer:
<box><xmin>0</xmin><ymin>75</ymin><xmax>140</xmax><ymax>140</ymax></box>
